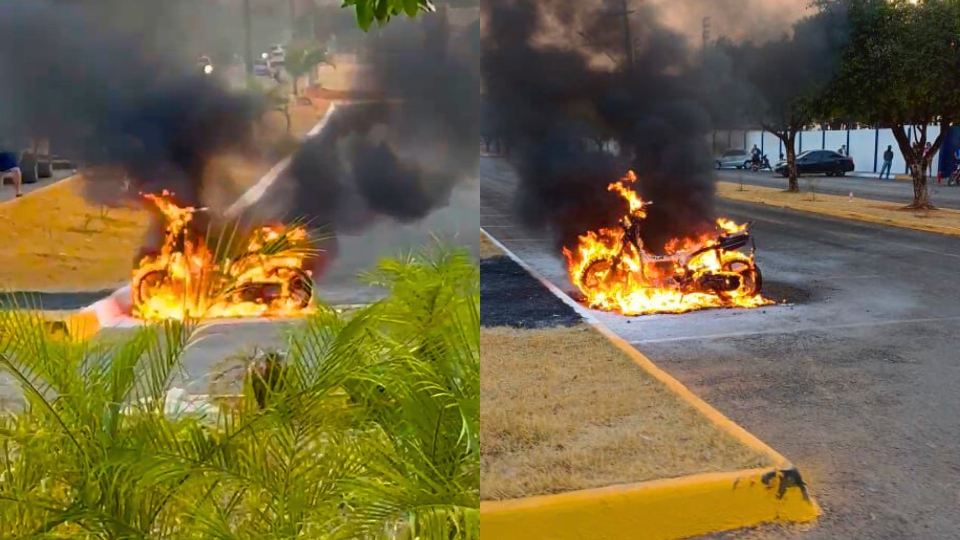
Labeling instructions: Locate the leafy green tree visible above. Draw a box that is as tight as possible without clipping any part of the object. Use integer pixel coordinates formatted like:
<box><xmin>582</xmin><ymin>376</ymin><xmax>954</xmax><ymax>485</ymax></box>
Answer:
<box><xmin>285</xmin><ymin>42</ymin><xmax>333</xmax><ymax>96</ymax></box>
<box><xmin>341</xmin><ymin>0</ymin><xmax>437</xmax><ymax>31</ymax></box>
<box><xmin>828</xmin><ymin>0</ymin><xmax>960</xmax><ymax>208</ymax></box>
<box><xmin>716</xmin><ymin>2</ymin><xmax>849</xmax><ymax>192</ymax></box>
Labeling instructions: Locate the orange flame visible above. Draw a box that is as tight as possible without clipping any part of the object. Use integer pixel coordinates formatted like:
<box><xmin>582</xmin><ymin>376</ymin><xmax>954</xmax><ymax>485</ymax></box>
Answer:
<box><xmin>132</xmin><ymin>191</ymin><xmax>316</xmax><ymax>320</ymax></box>
<box><xmin>563</xmin><ymin>171</ymin><xmax>772</xmax><ymax>315</ymax></box>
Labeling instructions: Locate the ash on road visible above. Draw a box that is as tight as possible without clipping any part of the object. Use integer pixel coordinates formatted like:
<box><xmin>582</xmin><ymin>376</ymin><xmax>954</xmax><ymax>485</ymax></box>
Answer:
<box><xmin>481</xmin><ymin>156</ymin><xmax>960</xmax><ymax>540</ymax></box>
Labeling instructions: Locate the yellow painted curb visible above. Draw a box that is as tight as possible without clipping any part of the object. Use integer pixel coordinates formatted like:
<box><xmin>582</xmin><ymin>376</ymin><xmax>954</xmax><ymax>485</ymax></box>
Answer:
<box><xmin>718</xmin><ymin>181</ymin><xmax>960</xmax><ymax>239</ymax></box>
<box><xmin>0</xmin><ymin>173</ymin><xmax>81</xmax><ymax>209</ymax></box>
<box><xmin>482</xmin><ymin>468</ymin><xmax>817</xmax><ymax>540</ymax></box>
<box><xmin>39</xmin><ymin>310</ymin><xmax>101</xmax><ymax>342</ymax></box>
<box><xmin>479</xmin><ymin>228</ymin><xmax>820</xmax><ymax>540</ymax></box>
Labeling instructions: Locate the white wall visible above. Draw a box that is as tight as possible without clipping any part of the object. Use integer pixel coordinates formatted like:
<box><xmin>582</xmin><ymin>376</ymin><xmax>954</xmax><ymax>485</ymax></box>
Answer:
<box><xmin>725</xmin><ymin>125</ymin><xmax>942</xmax><ymax>175</ymax></box>
<box><xmin>848</xmin><ymin>130</ymin><xmax>876</xmax><ymax>172</ymax></box>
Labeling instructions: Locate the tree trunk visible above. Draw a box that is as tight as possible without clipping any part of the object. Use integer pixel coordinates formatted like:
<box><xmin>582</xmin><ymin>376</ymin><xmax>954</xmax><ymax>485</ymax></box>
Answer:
<box><xmin>910</xmin><ymin>164</ymin><xmax>931</xmax><ymax>208</ymax></box>
<box><xmin>292</xmin><ymin>76</ymin><xmax>299</xmax><ymax>97</ymax></box>
<box><xmin>785</xmin><ymin>137</ymin><xmax>799</xmax><ymax>192</ymax></box>
<box><xmin>890</xmin><ymin>123</ymin><xmax>938</xmax><ymax>209</ymax></box>
<box><xmin>782</xmin><ymin>129</ymin><xmax>799</xmax><ymax>192</ymax></box>
<box><xmin>765</xmin><ymin>125</ymin><xmax>800</xmax><ymax>192</ymax></box>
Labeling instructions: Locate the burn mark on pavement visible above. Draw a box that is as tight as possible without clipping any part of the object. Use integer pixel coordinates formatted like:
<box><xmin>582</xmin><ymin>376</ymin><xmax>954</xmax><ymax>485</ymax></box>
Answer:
<box><xmin>759</xmin><ymin>280</ymin><xmax>813</xmax><ymax>305</ymax></box>
<box><xmin>481</xmin><ymin>256</ymin><xmax>582</xmax><ymax>329</ymax></box>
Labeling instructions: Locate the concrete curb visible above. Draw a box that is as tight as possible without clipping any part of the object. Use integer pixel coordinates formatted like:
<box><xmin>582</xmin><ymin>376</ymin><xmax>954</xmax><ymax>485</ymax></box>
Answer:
<box><xmin>848</xmin><ymin>172</ymin><xmax>912</xmax><ymax>181</ymax></box>
<box><xmin>0</xmin><ymin>171</ymin><xmax>82</xmax><ymax>209</ymax></box>
<box><xmin>479</xmin><ymin>228</ymin><xmax>820</xmax><ymax>540</ymax></box>
<box><xmin>717</xmin><ymin>181</ymin><xmax>960</xmax><ymax>239</ymax></box>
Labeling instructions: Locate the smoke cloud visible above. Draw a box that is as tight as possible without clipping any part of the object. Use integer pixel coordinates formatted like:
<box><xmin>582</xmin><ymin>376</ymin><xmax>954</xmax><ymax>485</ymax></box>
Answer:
<box><xmin>259</xmin><ymin>10</ymin><xmax>480</xmax><ymax>267</ymax></box>
<box><xmin>0</xmin><ymin>0</ymin><xmax>478</xmax><ymax>277</ymax></box>
<box><xmin>482</xmin><ymin>0</ymin><xmax>718</xmax><ymax>252</ymax></box>
<box><xmin>649</xmin><ymin>0</ymin><xmax>811</xmax><ymax>44</ymax></box>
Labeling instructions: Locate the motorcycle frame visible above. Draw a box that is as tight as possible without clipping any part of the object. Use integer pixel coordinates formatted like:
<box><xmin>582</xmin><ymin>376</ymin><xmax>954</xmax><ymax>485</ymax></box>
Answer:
<box><xmin>615</xmin><ymin>221</ymin><xmax>757</xmax><ymax>287</ymax></box>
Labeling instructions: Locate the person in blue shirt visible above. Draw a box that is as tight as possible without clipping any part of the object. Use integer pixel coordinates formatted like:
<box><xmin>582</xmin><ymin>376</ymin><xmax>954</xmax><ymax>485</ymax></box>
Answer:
<box><xmin>0</xmin><ymin>145</ymin><xmax>22</xmax><ymax>198</ymax></box>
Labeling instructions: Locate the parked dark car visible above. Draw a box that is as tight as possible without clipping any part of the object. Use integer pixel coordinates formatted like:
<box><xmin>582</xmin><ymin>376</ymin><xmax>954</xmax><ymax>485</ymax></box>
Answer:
<box><xmin>775</xmin><ymin>150</ymin><xmax>855</xmax><ymax>177</ymax></box>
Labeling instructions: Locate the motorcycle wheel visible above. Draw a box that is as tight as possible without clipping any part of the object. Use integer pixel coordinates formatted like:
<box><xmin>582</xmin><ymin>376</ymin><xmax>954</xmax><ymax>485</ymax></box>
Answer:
<box><xmin>132</xmin><ymin>269</ymin><xmax>171</xmax><ymax>309</ymax></box>
<box><xmin>717</xmin><ymin>257</ymin><xmax>762</xmax><ymax>301</ymax></box>
<box><xmin>577</xmin><ymin>257</ymin><xmax>622</xmax><ymax>298</ymax></box>
<box><xmin>270</xmin><ymin>267</ymin><xmax>314</xmax><ymax>309</ymax></box>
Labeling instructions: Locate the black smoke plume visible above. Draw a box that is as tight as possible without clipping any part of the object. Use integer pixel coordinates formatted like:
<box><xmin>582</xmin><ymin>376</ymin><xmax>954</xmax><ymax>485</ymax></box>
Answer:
<box><xmin>0</xmin><ymin>1</ymin><xmax>263</xmax><ymax>205</ymax></box>
<box><xmin>482</xmin><ymin>0</ymin><xmax>718</xmax><ymax>253</ymax></box>
<box><xmin>273</xmin><ymin>11</ymin><xmax>479</xmax><ymax>266</ymax></box>
<box><xmin>0</xmin><ymin>0</ymin><xmax>478</xmax><ymax>277</ymax></box>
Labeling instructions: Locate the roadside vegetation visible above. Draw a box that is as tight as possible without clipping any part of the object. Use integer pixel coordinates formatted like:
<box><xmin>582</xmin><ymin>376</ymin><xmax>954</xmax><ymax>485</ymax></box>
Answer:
<box><xmin>0</xmin><ymin>247</ymin><xmax>480</xmax><ymax>539</ymax></box>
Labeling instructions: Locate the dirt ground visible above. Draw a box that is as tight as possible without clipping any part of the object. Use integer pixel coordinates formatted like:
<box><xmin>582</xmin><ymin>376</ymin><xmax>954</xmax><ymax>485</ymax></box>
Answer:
<box><xmin>481</xmin><ymin>324</ymin><xmax>770</xmax><ymax>501</ymax></box>
<box><xmin>0</xmin><ymin>178</ymin><xmax>151</xmax><ymax>291</ymax></box>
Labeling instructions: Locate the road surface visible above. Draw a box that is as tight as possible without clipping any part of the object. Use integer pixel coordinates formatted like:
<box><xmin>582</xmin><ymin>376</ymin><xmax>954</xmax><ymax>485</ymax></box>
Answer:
<box><xmin>482</xmin><ymin>156</ymin><xmax>960</xmax><ymax>540</ymax></box>
<box><xmin>719</xmin><ymin>169</ymin><xmax>960</xmax><ymax>210</ymax></box>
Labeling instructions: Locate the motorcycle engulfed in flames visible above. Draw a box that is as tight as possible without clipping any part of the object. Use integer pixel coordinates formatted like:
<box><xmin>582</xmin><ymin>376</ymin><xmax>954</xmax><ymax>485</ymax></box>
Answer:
<box><xmin>132</xmin><ymin>206</ymin><xmax>314</xmax><ymax>315</ymax></box>
<box><xmin>578</xmin><ymin>214</ymin><xmax>762</xmax><ymax>303</ymax></box>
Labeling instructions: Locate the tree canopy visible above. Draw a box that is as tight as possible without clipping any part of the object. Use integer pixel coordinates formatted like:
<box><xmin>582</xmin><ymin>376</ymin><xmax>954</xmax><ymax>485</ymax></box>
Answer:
<box><xmin>341</xmin><ymin>0</ymin><xmax>437</xmax><ymax>30</ymax></box>
<box><xmin>827</xmin><ymin>0</ymin><xmax>960</xmax><ymax>207</ymax></box>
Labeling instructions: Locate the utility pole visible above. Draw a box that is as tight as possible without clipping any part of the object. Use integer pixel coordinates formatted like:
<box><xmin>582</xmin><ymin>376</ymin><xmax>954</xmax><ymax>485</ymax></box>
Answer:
<box><xmin>244</xmin><ymin>0</ymin><xmax>253</xmax><ymax>78</ymax></box>
<box><xmin>289</xmin><ymin>0</ymin><xmax>297</xmax><ymax>40</ymax></box>
<box><xmin>619</xmin><ymin>0</ymin><xmax>634</xmax><ymax>70</ymax></box>
<box><xmin>702</xmin><ymin>16</ymin><xmax>711</xmax><ymax>56</ymax></box>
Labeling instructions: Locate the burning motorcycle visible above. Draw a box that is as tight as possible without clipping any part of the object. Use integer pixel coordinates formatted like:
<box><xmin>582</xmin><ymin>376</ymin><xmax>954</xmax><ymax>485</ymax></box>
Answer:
<box><xmin>565</xmin><ymin>171</ymin><xmax>767</xmax><ymax>315</ymax></box>
<box><xmin>132</xmin><ymin>192</ymin><xmax>314</xmax><ymax>320</ymax></box>
<box><xmin>577</xmin><ymin>206</ymin><xmax>762</xmax><ymax>303</ymax></box>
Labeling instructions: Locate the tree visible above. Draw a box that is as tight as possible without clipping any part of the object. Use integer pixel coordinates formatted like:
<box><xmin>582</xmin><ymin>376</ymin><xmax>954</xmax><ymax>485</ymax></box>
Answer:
<box><xmin>828</xmin><ymin>0</ymin><xmax>960</xmax><ymax>209</ymax></box>
<box><xmin>341</xmin><ymin>0</ymin><xmax>437</xmax><ymax>31</ymax></box>
<box><xmin>716</xmin><ymin>2</ymin><xmax>849</xmax><ymax>192</ymax></box>
<box><xmin>285</xmin><ymin>41</ymin><xmax>333</xmax><ymax>96</ymax></box>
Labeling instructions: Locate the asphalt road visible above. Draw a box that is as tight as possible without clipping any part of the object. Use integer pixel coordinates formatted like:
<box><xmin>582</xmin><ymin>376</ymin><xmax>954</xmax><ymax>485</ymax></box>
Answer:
<box><xmin>481</xmin><ymin>156</ymin><xmax>960</xmax><ymax>539</ymax></box>
<box><xmin>0</xmin><ymin>169</ymin><xmax>74</xmax><ymax>204</ymax></box>
<box><xmin>719</xmin><ymin>169</ymin><xmax>960</xmax><ymax>210</ymax></box>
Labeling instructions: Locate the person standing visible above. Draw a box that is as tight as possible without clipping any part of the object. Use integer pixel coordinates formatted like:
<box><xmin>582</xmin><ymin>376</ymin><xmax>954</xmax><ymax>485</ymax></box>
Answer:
<box><xmin>924</xmin><ymin>142</ymin><xmax>934</xmax><ymax>178</ymax></box>
<box><xmin>0</xmin><ymin>145</ymin><xmax>22</xmax><ymax>198</ymax></box>
<box><xmin>838</xmin><ymin>144</ymin><xmax>847</xmax><ymax>156</ymax></box>
<box><xmin>880</xmin><ymin>145</ymin><xmax>894</xmax><ymax>180</ymax></box>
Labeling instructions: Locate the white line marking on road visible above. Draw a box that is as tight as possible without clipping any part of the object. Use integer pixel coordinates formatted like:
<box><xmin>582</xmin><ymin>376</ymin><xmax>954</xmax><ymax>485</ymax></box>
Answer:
<box><xmin>630</xmin><ymin>315</ymin><xmax>960</xmax><ymax>345</ymax></box>
<box><xmin>225</xmin><ymin>102</ymin><xmax>341</xmax><ymax>217</ymax></box>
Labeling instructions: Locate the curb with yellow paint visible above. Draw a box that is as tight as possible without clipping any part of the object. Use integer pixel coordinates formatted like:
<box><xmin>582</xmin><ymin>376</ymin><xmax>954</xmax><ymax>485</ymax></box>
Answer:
<box><xmin>480</xmin><ymin>229</ymin><xmax>819</xmax><ymax>540</ymax></box>
<box><xmin>0</xmin><ymin>172</ymin><xmax>82</xmax><ymax>209</ymax></box>
<box><xmin>718</xmin><ymin>181</ymin><xmax>960</xmax><ymax>239</ymax></box>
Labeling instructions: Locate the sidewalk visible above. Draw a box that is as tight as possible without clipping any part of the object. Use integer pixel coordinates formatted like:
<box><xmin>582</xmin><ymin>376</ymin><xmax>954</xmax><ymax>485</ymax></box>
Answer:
<box><xmin>848</xmin><ymin>171</ymin><xmax>912</xmax><ymax>181</ymax></box>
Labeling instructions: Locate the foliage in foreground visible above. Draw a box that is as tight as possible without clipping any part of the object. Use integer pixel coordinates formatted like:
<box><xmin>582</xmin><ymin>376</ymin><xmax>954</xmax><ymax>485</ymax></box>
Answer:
<box><xmin>0</xmin><ymin>247</ymin><xmax>479</xmax><ymax>539</ymax></box>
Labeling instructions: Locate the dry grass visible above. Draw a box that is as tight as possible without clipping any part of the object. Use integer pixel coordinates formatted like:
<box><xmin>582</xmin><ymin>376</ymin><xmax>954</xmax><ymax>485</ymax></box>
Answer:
<box><xmin>718</xmin><ymin>181</ymin><xmax>960</xmax><ymax>238</ymax></box>
<box><xmin>481</xmin><ymin>325</ymin><xmax>770</xmax><ymax>501</ymax></box>
<box><xmin>0</xmin><ymin>177</ymin><xmax>151</xmax><ymax>291</ymax></box>
<box><xmin>480</xmin><ymin>234</ymin><xmax>504</xmax><ymax>259</ymax></box>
